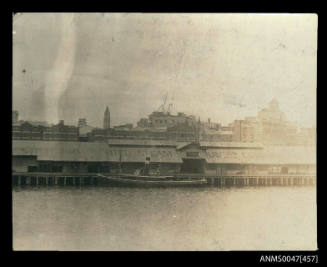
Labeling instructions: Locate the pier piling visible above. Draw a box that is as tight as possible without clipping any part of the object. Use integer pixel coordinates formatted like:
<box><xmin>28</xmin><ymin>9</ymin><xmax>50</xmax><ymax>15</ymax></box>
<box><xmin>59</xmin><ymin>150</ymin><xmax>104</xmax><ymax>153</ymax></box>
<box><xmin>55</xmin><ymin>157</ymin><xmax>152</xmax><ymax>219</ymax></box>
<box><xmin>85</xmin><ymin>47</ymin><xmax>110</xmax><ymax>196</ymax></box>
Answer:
<box><xmin>12</xmin><ymin>173</ymin><xmax>316</xmax><ymax>188</ymax></box>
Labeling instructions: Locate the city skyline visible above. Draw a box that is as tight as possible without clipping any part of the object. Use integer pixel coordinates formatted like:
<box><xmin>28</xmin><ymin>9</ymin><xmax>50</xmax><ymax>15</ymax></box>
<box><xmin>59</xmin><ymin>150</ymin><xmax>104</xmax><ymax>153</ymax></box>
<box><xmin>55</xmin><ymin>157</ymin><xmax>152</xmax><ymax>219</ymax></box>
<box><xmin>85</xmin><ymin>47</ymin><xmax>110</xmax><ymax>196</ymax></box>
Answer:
<box><xmin>13</xmin><ymin>97</ymin><xmax>315</xmax><ymax>130</ymax></box>
<box><xmin>13</xmin><ymin>13</ymin><xmax>317</xmax><ymax>128</ymax></box>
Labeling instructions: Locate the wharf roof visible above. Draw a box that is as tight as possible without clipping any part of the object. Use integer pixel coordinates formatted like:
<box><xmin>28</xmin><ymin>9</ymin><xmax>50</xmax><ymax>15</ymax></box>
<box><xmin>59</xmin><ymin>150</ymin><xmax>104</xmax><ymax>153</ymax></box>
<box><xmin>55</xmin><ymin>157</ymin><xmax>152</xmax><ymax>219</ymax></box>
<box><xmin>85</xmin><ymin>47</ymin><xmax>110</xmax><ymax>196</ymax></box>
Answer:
<box><xmin>200</xmin><ymin>141</ymin><xmax>264</xmax><ymax>149</ymax></box>
<box><xmin>12</xmin><ymin>140</ymin><xmax>182</xmax><ymax>163</ymax></box>
<box><xmin>107</xmin><ymin>147</ymin><xmax>182</xmax><ymax>163</ymax></box>
<box><xmin>176</xmin><ymin>142</ymin><xmax>192</xmax><ymax>150</ymax></box>
<box><xmin>12</xmin><ymin>140</ymin><xmax>315</xmax><ymax>165</ymax></box>
<box><xmin>107</xmin><ymin>139</ymin><xmax>177</xmax><ymax>147</ymax></box>
<box><xmin>177</xmin><ymin>141</ymin><xmax>264</xmax><ymax>150</ymax></box>
<box><xmin>205</xmin><ymin>146</ymin><xmax>316</xmax><ymax>165</ymax></box>
<box><xmin>202</xmin><ymin>129</ymin><xmax>233</xmax><ymax>135</ymax></box>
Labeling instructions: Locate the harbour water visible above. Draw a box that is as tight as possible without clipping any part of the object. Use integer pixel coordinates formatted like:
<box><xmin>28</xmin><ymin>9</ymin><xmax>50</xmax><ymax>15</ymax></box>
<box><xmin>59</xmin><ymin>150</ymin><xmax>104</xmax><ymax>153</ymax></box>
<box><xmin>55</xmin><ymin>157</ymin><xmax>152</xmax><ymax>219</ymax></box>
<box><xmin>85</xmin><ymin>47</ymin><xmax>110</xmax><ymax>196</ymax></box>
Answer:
<box><xmin>13</xmin><ymin>185</ymin><xmax>317</xmax><ymax>251</ymax></box>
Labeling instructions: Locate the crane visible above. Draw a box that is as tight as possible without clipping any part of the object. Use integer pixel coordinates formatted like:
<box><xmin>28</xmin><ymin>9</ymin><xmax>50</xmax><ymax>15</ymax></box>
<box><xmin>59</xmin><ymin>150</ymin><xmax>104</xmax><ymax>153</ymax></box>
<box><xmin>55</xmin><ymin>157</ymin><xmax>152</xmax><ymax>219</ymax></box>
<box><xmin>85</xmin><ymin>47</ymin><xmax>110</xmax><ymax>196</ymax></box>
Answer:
<box><xmin>158</xmin><ymin>93</ymin><xmax>168</xmax><ymax>113</ymax></box>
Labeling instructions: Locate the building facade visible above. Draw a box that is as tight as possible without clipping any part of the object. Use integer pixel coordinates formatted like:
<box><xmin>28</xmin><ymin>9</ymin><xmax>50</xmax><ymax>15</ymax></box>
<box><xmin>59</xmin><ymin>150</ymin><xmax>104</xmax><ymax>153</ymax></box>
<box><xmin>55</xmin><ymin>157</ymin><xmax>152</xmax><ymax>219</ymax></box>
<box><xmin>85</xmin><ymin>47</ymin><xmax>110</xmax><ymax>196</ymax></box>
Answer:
<box><xmin>12</xmin><ymin>120</ymin><xmax>79</xmax><ymax>141</ymax></box>
<box><xmin>232</xmin><ymin>99</ymin><xmax>315</xmax><ymax>146</ymax></box>
<box><xmin>137</xmin><ymin>111</ymin><xmax>197</xmax><ymax>130</ymax></box>
<box><xmin>232</xmin><ymin>117</ymin><xmax>263</xmax><ymax>143</ymax></box>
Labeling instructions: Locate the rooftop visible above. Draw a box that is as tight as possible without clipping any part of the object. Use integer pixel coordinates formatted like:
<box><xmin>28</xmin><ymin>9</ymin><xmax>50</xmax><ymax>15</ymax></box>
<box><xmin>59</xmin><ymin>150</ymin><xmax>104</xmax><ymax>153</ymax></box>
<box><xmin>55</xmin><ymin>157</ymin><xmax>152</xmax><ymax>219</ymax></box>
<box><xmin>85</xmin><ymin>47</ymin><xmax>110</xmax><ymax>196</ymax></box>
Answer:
<box><xmin>107</xmin><ymin>139</ymin><xmax>177</xmax><ymax>147</ymax></box>
<box><xmin>12</xmin><ymin>140</ymin><xmax>316</xmax><ymax>165</ymax></box>
<box><xmin>205</xmin><ymin>146</ymin><xmax>316</xmax><ymax>165</ymax></box>
<box><xmin>200</xmin><ymin>141</ymin><xmax>264</xmax><ymax>149</ymax></box>
<box><xmin>12</xmin><ymin>140</ymin><xmax>182</xmax><ymax>163</ymax></box>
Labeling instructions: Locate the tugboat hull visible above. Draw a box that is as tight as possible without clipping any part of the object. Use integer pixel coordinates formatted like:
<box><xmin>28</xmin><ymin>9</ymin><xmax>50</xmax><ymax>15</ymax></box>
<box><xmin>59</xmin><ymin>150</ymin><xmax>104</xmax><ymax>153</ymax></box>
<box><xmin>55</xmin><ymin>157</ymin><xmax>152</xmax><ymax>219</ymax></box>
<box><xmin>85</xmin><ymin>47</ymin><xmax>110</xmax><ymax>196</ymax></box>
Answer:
<box><xmin>97</xmin><ymin>174</ymin><xmax>207</xmax><ymax>187</ymax></box>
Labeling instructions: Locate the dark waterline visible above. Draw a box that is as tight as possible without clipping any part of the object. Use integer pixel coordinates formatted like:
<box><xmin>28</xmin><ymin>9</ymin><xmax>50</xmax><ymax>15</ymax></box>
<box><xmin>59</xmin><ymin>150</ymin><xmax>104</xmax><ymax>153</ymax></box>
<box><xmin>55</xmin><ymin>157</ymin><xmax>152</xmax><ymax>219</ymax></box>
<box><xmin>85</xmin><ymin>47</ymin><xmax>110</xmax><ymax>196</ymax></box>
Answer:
<box><xmin>13</xmin><ymin>186</ymin><xmax>317</xmax><ymax>251</ymax></box>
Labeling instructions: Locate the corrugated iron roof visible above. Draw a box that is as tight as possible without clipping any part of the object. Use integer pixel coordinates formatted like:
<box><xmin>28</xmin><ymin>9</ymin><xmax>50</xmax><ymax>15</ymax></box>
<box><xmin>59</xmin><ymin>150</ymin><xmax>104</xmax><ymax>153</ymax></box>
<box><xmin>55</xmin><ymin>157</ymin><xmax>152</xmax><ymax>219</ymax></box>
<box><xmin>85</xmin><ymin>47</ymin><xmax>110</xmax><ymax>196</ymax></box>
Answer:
<box><xmin>12</xmin><ymin>140</ymin><xmax>315</xmax><ymax>165</ymax></box>
<box><xmin>12</xmin><ymin>140</ymin><xmax>182</xmax><ymax>163</ymax></box>
<box><xmin>176</xmin><ymin>141</ymin><xmax>264</xmax><ymax>150</ymax></box>
<box><xmin>176</xmin><ymin>142</ymin><xmax>194</xmax><ymax>150</ymax></box>
<box><xmin>108</xmin><ymin>147</ymin><xmax>182</xmax><ymax>163</ymax></box>
<box><xmin>200</xmin><ymin>141</ymin><xmax>264</xmax><ymax>148</ymax></box>
<box><xmin>107</xmin><ymin>139</ymin><xmax>177</xmax><ymax>147</ymax></box>
<box><xmin>206</xmin><ymin>146</ymin><xmax>316</xmax><ymax>165</ymax></box>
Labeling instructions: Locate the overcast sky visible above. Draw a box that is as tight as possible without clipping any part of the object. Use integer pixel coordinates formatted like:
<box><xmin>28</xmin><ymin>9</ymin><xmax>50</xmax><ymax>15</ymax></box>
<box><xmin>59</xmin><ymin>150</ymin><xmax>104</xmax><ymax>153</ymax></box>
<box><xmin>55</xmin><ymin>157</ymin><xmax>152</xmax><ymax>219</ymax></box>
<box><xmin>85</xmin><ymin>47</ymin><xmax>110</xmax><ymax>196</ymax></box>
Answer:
<box><xmin>13</xmin><ymin>13</ymin><xmax>317</xmax><ymax>128</ymax></box>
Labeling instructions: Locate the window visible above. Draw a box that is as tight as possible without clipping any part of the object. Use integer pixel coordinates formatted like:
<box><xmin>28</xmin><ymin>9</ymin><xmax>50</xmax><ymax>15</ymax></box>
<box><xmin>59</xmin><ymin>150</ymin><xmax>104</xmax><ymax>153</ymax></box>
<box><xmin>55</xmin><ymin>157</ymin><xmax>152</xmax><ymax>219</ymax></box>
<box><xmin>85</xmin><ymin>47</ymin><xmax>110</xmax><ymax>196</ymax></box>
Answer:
<box><xmin>28</xmin><ymin>166</ymin><xmax>37</xmax><ymax>172</ymax></box>
<box><xmin>52</xmin><ymin>166</ymin><xmax>63</xmax><ymax>173</ymax></box>
<box><xmin>39</xmin><ymin>164</ymin><xmax>51</xmax><ymax>172</ymax></box>
<box><xmin>270</xmin><ymin>166</ymin><xmax>281</xmax><ymax>173</ymax></box>
<box><xmin>88</xmin><ymin>165</ymin><xmax>99</xmax><ymax>173</ymax></box>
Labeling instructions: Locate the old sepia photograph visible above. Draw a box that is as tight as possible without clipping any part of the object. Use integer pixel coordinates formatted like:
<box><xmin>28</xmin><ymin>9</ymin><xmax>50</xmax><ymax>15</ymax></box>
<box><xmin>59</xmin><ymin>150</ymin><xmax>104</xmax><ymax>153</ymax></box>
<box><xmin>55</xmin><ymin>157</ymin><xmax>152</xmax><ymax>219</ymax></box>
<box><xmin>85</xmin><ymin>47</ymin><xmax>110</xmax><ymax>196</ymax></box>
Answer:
<box><xmin>12</xmin><ymin>13</ymin><xmax>317</xmax><ymax>251</ymax></box>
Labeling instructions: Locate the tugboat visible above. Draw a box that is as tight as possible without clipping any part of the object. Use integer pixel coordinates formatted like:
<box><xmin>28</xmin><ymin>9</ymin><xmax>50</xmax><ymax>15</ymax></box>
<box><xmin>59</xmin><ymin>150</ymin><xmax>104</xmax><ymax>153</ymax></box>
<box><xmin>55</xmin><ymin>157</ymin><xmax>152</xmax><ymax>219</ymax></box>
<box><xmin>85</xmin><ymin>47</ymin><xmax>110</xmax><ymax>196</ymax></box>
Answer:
<box><xmin>97</xmin><ymin>155</ymin><xmax>207</xmax><ymax>187</ymax></box>
<box><xmin>97</xmin><ymin>173</ymin><xmax>207</xmax><ymax>187</ymax></box>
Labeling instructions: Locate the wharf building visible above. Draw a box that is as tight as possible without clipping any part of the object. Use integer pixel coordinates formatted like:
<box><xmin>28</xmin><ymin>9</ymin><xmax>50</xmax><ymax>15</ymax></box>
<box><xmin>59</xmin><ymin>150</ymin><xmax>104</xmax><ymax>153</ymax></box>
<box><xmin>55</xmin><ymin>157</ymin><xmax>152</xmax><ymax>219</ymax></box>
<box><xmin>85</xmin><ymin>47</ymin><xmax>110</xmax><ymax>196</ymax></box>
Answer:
<box><xmin>12</xmin><ymin>138</ymin><xmax>316</xmax><ymax>179</ymax></box>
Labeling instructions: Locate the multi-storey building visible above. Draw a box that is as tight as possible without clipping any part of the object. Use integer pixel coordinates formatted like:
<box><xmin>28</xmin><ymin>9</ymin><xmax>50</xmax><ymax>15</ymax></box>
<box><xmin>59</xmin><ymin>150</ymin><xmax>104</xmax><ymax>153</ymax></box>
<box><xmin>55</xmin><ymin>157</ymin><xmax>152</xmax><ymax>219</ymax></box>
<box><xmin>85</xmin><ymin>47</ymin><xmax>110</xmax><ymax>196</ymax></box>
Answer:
<box><xmin>231</xmin><ymin>99</ymin><xmax>314</xmax><ymax>146</ymax></box>
<box><xmin>12</xmin><ymin>120</ymin><xmax>79</xmax><ymax>141</ymax></box>
<box><xmin>42</xmin><ymin>120</ymin><xmax>79</xmax><ymax>141</ymax></box>
<box><xmin>232</xmin><ymin>117</ymin><xmax>263</xmax><ymax>143</ymax></box>
<box><xmin>166</xmin><ymin>122</ymin><xmax>200</xmax><ymax>141</ymax></box>
<box><xmin>12</xmin><ymin>122</ymin><xmax>45</xmax><ymax>140</ymax></box>
<box><xmin>137</xmin><ymin>111</ymin><xmax>197</xmax><ymax>130</ymax></box>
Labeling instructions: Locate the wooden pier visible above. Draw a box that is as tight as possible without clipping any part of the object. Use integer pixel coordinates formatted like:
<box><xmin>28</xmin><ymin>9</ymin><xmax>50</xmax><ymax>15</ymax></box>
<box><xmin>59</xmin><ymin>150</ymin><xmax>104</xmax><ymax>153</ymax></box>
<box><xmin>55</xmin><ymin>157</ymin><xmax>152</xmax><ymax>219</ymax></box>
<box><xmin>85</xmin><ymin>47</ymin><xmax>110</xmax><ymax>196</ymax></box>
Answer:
<box><xmin>12</xmin><ymin>172</ymin><xmax>316</xmax><ymax>187</ymax></box>
<box><xmin>12</xmin><ymin>172</ymin><xmax>99</xmax><ymax>186</ymax></box>
<box><xmin>178</xmin><ymin>174</ymin><xmax>316</xmax><ymax>187</ymax></box>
